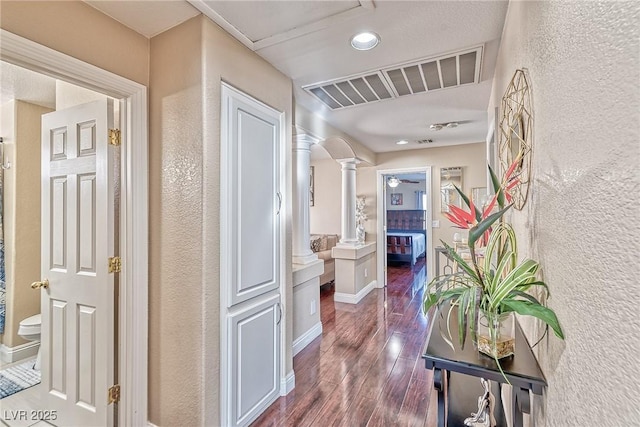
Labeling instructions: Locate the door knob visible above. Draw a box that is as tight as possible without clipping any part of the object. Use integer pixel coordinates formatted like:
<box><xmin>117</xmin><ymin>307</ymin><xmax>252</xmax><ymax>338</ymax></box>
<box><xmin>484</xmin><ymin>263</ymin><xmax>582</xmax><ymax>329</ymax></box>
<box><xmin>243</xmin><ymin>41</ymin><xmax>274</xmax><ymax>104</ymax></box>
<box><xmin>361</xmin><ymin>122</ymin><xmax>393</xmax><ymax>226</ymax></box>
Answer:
<box><xmin>31</xmin><ymin>279</ymin><xmax>49</xmax><ymax>289</ymax></box>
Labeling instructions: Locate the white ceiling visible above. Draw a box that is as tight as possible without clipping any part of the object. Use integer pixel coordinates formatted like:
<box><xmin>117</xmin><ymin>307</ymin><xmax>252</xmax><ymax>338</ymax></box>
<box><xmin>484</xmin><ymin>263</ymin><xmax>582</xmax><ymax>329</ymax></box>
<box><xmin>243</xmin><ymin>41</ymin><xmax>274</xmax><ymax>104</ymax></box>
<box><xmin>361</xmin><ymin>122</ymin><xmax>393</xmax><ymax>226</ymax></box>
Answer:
<box><xmin>84</xmin><ymin>0</ymin><xmax>509</xmax><ymax>154</ymax></box>
<box><xmin>0</xmin><ymin>61</ymin><xmax>56</xmax><ymax>109</ymax></box>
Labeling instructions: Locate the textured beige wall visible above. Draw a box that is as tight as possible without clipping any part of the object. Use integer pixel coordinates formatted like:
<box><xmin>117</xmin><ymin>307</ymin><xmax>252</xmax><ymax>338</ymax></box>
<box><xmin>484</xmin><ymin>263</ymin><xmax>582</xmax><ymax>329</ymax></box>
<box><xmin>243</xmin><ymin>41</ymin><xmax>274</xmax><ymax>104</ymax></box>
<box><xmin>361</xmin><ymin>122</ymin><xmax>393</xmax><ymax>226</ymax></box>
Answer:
<box><xmin>310</xmin><ymin>159</ymin><xmax>342</xmax><ymax>235</ymax></box>
<box><xmin>357</xmin><ymin>143</ymin><xmax>487</xmax><ymax>249</ymax></box>
<box><xmin>0</xmin><ymin>101</ymin><xmax>51</xmax><ymax>347</ymax></box>
<box><xmin>489</xmin><ymin>1</ymin><xmax>640</xmax><ymax>425</ymax></box>
<box><xmin>149</xmin><ymin>16</ymin><xmax>204</xmax><ymax>427</ymax></box>
<box><xmin>149</xmin><ymin>15</ymin><xmax>293</xmax><ymax>426</ymax></box>
<box><xmin>0</xmin><ymin>1</ymin><xmax>149</xmax><ymax>86</ymax></box>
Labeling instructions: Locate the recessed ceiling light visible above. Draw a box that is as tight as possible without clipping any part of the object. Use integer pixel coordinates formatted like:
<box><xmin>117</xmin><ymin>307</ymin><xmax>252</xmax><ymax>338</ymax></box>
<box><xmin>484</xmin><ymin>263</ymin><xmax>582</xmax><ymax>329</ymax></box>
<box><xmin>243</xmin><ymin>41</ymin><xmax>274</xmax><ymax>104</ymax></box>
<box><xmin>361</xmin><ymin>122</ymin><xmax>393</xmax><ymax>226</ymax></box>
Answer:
<box><xmin>430</xmin><ymin>122</ymin><xmax>460</xmax><ymax>131</ymax></box>
<box><xmin>396</xmin><ymin>140</ymin><xmax>409</xmax><ymax>145</ymax></box>
<box><xmin>350</xmin><ymin>32</ymin><xmax>380</xmax><ymax>51</ymax></box>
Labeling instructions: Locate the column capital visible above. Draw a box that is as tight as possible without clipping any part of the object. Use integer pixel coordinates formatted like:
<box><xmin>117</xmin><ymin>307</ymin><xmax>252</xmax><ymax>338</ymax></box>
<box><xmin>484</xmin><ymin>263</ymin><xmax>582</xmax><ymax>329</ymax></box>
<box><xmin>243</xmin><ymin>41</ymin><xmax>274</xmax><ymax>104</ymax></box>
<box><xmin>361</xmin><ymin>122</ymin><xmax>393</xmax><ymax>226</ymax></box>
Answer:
<box><xmin>336</xmin><ymin>157</ymin><xmax>361</xmax><ymax>166</ymax></box>
<box><xmin>294</xmin><ymin>133</ymin><xmax>321</xmax><ymax>152</ymax></box>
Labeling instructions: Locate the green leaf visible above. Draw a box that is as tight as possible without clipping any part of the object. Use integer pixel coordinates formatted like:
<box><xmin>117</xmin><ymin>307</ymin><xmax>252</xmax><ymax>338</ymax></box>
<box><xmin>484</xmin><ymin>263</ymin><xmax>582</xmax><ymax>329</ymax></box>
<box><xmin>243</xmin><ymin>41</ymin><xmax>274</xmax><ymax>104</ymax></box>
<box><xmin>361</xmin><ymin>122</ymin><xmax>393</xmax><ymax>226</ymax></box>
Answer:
<box><xmin>459</xmin><ymin>287</ymin><xmax>477</xmax><ymax>349</ymax></box>
<box><xmin>492</xmin><ymin>223</ymin><xmax>518</xmax><ymax>272</ymax></box>
<box><xmin>516</xmin><ymin>280</ymin><xmax>550</xmax><ymax>297</ymax></box>
<box><xmin>458</xmin><ymin>290</ymin><xmax>468</xmax><ymax>348</ymax></box>
<box><xmin>509</xmin><ymin>290</ymin><xmax>541</xmax><ymax>305</ymax></box>
<box><xmin>488</xmin><ymin>164</ymin><xmax>505</xmax><ymax>208</ymax></box>
<box><xmin>423</xmin><ymin>287</ymin><xmax>465</xmax><ymax>314</ymax></box>
<box><xmin>440</xmin><ymin>241</ymin><xmax>480</xmax><ymax>282</ymax></box>
<box><xmin>489</xmin><ymin>259</ymin><xmax>539</xmax><ymax>310</ymax></box>
<box><xmin>469</xmin><ymin>204</ymin><xmax>512</xmax><ymax>250</ymax></box>
<box><xmin>490</xmin><ymin>247</ymin><xmax>514</xmax><ymax>291</ymax></box>
<box><xmin>502</xmin><ymin>299</ymin><xmax>565</xmax><ymax>339</ymax></box>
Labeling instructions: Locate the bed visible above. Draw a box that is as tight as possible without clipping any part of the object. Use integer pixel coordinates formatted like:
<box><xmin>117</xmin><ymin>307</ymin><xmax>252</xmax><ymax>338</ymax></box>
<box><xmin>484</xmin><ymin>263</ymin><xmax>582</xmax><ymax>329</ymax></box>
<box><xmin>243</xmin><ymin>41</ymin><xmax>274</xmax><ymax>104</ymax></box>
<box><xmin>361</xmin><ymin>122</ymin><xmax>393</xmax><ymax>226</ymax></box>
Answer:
<box><xmin>387</xmin><ymin>231</ymin><xmax>426</xmax><ymax>266</ymax></box>
<box><xmin>386</xmin><ymin>210</ymin><xmax>427</xmax><ymax>266</ymax></box>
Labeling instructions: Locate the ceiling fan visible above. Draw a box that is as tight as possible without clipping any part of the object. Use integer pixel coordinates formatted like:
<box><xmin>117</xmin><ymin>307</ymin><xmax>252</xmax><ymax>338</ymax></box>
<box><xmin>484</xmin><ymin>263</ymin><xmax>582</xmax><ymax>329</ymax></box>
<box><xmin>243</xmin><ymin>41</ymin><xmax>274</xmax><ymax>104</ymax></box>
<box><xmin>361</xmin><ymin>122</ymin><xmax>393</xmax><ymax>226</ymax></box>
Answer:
<box><xmin>387</xmin><ymin>176</ymin><xmax>420</xmax><ymax>188</ymax></box>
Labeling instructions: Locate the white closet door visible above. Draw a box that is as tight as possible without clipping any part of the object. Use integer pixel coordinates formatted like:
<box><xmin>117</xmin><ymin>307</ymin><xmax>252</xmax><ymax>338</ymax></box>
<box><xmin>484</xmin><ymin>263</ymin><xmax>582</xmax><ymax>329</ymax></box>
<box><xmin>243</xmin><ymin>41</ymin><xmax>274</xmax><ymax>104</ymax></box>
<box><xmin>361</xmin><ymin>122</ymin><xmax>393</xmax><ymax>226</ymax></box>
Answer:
<box><xmin>222</xmin><ymin>85</ymin><xmax>281</xmax><ymax>307</ymax></box>
<box><xmin>228</xmin><ymin>294</ymin><xmax>281</xmax><ymax>426</ymax></box>
<box><xmin>221</xmin><ymin>84</ymin><xmax>283</xmax><ymax>427</ymax></box>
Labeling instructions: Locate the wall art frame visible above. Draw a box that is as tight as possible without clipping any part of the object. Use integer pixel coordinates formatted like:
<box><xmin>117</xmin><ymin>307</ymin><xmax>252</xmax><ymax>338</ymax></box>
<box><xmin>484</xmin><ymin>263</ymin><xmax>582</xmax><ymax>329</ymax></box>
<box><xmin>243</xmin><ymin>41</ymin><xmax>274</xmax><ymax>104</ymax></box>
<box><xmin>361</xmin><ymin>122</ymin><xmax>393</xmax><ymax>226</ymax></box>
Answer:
<box><xmin>499</xmin><ymin>68</ymin><xmax>533</xmax><ymax>210</ymax></box>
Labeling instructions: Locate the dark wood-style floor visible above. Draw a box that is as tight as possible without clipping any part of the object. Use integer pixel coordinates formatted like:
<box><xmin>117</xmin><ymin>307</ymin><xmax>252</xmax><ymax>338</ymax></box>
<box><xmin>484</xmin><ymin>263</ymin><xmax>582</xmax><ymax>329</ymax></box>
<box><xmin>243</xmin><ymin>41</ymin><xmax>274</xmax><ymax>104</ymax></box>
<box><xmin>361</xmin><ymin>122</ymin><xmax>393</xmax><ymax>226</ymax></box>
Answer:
<box><xmin>251</xmin><ymin>258</ymin><xmax>438</xmax><ymax>427</ymax></box>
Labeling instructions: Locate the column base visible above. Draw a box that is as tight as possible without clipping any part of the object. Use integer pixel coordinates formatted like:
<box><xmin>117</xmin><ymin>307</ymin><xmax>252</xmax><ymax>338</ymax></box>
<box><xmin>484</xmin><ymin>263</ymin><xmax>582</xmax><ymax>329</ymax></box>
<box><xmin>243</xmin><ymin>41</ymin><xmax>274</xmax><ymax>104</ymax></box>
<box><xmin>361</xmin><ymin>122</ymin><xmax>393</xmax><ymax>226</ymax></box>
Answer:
<box><xmin>293</xmin><ymin>252</ymin><xmax>319</xmax><ymax>265</ymax></box>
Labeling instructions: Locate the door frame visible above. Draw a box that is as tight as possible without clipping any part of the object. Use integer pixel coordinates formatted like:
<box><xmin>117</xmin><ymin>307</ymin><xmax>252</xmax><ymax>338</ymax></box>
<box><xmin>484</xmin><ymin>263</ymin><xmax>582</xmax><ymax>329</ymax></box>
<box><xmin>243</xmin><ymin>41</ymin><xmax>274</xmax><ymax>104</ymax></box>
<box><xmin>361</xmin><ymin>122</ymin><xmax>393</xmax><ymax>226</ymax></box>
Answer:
<box><xmin>1</xmin><ymin>30</ymin><xmax>149</xmax><ymax>426</ymax></box>
<box><xmin>376</xmin><ymin>166</ymin><xmax>433</xmax><ymax>287</ymax></box>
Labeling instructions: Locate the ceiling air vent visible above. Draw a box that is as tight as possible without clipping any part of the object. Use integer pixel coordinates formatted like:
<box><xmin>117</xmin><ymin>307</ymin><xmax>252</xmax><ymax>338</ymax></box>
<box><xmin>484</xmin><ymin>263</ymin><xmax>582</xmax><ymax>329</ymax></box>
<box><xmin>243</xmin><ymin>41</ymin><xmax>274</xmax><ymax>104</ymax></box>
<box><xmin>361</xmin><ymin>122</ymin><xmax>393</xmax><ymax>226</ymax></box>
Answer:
<box><xmin>304</xmin><ymin>46</ymin><xmax>483</xmax><ymax>110</ymax></box>
<box><xmin>416</xmin><ymin>139</ymin><xmax>434</xmax><ymax>144</ymax></box>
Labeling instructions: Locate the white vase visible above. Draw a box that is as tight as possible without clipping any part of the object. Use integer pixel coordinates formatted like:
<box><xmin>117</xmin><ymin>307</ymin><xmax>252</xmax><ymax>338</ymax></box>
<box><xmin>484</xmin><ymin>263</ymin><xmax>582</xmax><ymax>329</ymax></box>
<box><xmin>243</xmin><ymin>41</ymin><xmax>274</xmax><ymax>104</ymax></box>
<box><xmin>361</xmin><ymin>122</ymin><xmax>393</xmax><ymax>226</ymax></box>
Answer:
<box><xmin>356</xmin><ymin>225</ymin><xmax>365</xmax><ymax>243</ymax></box>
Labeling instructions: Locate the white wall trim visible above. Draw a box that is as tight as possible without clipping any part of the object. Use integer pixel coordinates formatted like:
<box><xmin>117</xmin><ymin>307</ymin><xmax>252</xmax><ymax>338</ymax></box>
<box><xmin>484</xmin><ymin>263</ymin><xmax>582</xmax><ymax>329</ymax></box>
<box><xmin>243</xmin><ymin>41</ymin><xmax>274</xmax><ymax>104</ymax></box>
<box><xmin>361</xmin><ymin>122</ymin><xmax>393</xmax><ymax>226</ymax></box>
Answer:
<box><xmin>334</xmin><ymin>280</ymin><xmax>377</xmax><ymax>304</ymax></box>
<box><xmin>147</xmin><ymin>423</ymin><xmax>158</xmax><ymax>427</ymax></box>
<box><xmin>376</xmin><ymin>167</ymin><xmax>433</xmax><ymax>288</ymax></box>
<box><xmin>0</xmin><ymin>29</ymin><xmax>149</xmax><ymax>427</ymax></box>
<box><xmin>292</xmin><ymin>321</ymin><xmax>323</xmax><ymax>356</ymax></box>
<box><xmin>280</xmin><ymin>370</ymin><xmax>296</xmax><ymax>396</ymax></box>
<box><xmin>0</xmin><ymin>342</ymin><xmax>40</xmax><ymax>364</ymax></box>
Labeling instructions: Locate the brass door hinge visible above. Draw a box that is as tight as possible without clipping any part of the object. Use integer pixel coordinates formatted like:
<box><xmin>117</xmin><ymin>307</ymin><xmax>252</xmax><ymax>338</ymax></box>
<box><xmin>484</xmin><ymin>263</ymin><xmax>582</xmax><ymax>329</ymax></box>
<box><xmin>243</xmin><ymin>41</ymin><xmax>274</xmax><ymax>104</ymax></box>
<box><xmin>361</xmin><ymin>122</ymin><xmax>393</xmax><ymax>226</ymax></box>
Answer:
<box><xmin>108</xmin><ymin>384</ymin><xmax>120</xmax><ymax>404</ymax></box>
<box><xmin>108</xmin><ymin>256</ymin><xmax>121</xmax><ymax>273</ymax></box>
<box><xmin>108</xmin><ymin>129</ymin><xmax>121</xmax><ymax>146</ymax></box>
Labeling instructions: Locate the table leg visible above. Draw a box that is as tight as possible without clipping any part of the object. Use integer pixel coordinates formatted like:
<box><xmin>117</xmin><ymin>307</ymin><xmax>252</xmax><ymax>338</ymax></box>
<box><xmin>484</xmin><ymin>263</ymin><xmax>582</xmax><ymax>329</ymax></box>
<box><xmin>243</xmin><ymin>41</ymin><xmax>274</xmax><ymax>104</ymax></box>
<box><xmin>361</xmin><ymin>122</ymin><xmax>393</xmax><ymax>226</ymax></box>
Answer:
<box><xmin>511</xmin><ymin>387</ymin><xmax>531</xmax><ymax>427</ymax></box>
<box><xmin>433</xmin><ymin>368</ymin><xmax>448</xmax><ymax>427</ymax></box>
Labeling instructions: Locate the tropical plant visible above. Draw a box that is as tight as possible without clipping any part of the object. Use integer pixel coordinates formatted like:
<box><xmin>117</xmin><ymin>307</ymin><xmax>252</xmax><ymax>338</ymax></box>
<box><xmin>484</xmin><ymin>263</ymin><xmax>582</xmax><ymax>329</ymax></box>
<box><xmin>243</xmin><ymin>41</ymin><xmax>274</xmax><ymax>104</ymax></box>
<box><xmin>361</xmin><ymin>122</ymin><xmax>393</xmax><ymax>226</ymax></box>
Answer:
<box><xmin>424</xmin><ymin>157</ymin><xmax>564</xmax><ymax>365</ymax></box>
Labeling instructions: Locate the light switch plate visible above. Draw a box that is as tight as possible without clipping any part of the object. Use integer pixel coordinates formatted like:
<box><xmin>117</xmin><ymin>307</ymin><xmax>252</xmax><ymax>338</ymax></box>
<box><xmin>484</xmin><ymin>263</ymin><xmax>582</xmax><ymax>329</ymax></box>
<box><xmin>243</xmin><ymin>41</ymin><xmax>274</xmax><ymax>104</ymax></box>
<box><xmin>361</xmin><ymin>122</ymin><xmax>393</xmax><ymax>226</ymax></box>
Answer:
<box><xmin>432</xmin><ymin>220</ymin><xmax>440</xmax><ymax>228</ymax></box>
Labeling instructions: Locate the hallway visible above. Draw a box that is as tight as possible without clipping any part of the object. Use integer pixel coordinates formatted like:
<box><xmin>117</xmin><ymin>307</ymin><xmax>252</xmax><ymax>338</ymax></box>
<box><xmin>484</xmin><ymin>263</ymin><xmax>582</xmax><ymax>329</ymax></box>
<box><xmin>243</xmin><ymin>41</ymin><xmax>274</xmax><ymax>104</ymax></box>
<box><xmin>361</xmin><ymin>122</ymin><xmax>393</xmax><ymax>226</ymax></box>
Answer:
<box><xmin>252</xmin><ymin>258</ymin><xmax>435</xmax><ymax>426</ymax></box>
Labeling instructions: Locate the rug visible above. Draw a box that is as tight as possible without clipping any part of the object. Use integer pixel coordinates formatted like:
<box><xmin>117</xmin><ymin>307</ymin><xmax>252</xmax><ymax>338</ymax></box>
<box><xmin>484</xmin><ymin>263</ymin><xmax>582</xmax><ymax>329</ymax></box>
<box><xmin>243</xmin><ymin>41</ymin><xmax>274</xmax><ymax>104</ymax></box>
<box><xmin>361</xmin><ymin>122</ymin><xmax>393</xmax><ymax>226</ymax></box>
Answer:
<box><xmin>0</xmin><ymin>360</ymin><xmax>41</xmax><ymax>399</ymax></box>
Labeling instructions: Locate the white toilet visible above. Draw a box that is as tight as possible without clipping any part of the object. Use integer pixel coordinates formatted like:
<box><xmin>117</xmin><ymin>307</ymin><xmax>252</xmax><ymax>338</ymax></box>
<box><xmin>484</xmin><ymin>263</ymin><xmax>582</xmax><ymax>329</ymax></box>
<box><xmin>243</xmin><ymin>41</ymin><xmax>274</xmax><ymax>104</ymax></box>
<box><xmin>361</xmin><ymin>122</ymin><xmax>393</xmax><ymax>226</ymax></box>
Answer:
<box><xmin>18</xmin><ymin>314</ymin><xmax>42</xmax><ymax>370</ymax></box>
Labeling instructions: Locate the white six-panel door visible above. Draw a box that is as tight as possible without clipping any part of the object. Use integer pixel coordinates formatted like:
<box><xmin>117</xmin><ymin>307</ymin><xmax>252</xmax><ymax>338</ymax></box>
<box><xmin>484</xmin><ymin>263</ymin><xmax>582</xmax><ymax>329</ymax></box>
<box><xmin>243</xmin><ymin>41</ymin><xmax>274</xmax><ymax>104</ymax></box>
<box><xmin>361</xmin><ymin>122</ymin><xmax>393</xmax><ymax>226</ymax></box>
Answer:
<box><xmin>221</xmin><ymin>84</ymin><xmax>283</xmax><ymax>427</ymax></box>
<box><xmin>40</xmin><ymin>99</ymin><xmax>115</xmax><ymax>426</ymax></box>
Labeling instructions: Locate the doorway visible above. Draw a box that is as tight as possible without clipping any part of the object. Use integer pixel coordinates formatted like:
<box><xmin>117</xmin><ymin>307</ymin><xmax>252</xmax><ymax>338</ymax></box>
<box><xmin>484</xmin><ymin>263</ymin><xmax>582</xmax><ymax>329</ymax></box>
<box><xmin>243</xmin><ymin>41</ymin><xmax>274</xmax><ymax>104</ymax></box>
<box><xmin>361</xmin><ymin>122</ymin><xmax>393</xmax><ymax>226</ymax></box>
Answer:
<box><xmin>376</xmin><ymin>167</ymin><xmax>433</xmax><ymax>290</ymax></box>
<box><xmin>0</xmin><ymin>30</ymin><xmax>148</xmax><ymax>426</ymax></box>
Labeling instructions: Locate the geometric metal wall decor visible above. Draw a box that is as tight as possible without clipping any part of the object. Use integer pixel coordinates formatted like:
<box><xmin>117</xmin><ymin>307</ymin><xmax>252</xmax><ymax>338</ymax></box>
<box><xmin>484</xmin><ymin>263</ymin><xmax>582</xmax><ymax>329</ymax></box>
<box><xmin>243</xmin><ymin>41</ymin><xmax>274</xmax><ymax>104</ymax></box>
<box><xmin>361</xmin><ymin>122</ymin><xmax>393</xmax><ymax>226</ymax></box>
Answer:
<box><xmin>499</xmin><ymin>69</ymin><xmax>533</xmax><ymax>210</ymax></box>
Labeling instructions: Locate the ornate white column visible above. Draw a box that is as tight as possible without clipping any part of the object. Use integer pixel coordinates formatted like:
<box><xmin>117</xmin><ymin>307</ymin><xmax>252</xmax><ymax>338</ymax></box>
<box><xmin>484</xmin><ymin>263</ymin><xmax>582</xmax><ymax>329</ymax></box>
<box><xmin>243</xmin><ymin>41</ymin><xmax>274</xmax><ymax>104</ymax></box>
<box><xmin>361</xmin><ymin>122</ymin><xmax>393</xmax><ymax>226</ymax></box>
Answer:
<box><xmin>292</xmin><ymin>134</ymin><xmax>318</xmax><ymax>264</ymax></box>
<box><xmin>337</xmin><ymin>158</ymin><xmax>360</xmax><ymax>246</ymax></box>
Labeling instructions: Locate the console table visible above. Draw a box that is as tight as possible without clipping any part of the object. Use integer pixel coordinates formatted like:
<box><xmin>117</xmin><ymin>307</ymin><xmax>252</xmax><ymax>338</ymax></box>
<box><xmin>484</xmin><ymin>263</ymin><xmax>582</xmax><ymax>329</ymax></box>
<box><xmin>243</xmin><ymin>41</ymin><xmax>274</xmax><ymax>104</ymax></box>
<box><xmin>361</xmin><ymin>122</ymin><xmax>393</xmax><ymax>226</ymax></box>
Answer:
<box><xmin>422</xmin><ymin>307</ymin><xmax>546</xmax><ymax>427</ymax></box>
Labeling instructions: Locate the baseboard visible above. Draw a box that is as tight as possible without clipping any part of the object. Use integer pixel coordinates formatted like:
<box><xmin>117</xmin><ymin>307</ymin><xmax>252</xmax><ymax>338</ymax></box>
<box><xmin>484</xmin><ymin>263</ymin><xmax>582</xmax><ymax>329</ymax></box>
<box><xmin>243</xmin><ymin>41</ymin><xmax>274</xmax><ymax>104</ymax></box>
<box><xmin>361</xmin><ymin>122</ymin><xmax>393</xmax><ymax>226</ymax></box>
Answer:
<box><xmin>148</xmin><ymin>423</ymin><xmax>158</xmax><ymax>427</ymax></box>
<box><xmin>280</xmin><ymin>370</ymin><xmax>295</xmax><ymax>396</ymax></box>
<box><xmin>333</xmin><ymin>280</ymin><xmax>377</xmax><ymax>304</ymax></box>
<box><xmin>292</xmin><ymin>321</ymin><xmax>323</xmax><ymax>356</ymax></box>
<box><xmin>0</xmin><ymin>341</ymin><xmax>39</xmax><ymax>364</ymax></box>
